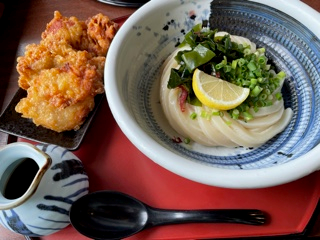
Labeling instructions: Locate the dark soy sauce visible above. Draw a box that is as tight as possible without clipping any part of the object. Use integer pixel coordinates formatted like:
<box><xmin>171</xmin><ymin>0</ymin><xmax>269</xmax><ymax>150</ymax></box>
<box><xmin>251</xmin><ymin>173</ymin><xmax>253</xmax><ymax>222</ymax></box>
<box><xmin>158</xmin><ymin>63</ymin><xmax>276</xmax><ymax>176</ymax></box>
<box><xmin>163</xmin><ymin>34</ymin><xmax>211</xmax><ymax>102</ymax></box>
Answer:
<box><xmin>4</xmin><ymin>158</ymin><xmax>39</xmax><ymax>199</ymax></box>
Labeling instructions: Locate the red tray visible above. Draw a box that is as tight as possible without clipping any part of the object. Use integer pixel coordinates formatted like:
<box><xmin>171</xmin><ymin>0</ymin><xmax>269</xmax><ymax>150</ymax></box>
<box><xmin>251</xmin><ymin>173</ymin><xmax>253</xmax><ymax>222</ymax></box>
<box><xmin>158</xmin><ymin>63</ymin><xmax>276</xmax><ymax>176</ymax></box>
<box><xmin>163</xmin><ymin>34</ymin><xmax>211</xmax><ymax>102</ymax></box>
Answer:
<box><xmin>19</xmin><ymin>97</ymin><xmax>320</xmax><ymax>239</ymax></box>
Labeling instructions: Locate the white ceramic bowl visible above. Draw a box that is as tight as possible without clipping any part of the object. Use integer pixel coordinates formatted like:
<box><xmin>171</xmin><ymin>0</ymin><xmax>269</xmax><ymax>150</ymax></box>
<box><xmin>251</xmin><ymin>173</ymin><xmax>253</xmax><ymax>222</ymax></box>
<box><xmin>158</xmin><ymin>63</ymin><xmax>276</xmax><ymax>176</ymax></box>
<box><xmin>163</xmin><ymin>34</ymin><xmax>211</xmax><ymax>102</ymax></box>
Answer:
<box><xmin>105</xmin><ymin>0</ymin><xmax>320</xmax><ymax>188</ymax></box>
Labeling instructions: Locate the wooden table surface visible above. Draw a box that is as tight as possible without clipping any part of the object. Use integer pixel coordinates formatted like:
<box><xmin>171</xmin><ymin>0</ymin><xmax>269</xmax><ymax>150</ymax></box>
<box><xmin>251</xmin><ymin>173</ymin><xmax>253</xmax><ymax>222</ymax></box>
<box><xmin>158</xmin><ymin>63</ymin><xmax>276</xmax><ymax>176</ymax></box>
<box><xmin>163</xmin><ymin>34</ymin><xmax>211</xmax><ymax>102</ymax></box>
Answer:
<box><xmin>0</xmin><ymin>0</ymin><xmax>319</xmax><ymax>239</ymax></box>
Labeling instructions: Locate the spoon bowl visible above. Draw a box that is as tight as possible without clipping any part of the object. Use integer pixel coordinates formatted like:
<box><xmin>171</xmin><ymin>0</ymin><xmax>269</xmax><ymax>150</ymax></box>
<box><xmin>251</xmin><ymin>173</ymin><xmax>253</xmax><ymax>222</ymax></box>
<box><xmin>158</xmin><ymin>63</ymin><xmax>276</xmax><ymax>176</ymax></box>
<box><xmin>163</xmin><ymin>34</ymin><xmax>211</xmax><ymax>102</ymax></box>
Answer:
<box><xmin>70</xmin><ymin>191</ymin><xmax>267</xmax><ymax>240</ymax></box>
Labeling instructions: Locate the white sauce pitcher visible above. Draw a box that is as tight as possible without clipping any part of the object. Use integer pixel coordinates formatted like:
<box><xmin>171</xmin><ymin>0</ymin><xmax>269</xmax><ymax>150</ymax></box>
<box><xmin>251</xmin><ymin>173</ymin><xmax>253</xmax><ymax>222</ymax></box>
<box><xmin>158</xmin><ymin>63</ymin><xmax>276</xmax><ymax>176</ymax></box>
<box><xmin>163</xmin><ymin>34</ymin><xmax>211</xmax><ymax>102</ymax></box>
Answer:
<box><xmin>0</xmin><ymin>142</ymin><xmax>89</xmax><ymax>237</ymax></box>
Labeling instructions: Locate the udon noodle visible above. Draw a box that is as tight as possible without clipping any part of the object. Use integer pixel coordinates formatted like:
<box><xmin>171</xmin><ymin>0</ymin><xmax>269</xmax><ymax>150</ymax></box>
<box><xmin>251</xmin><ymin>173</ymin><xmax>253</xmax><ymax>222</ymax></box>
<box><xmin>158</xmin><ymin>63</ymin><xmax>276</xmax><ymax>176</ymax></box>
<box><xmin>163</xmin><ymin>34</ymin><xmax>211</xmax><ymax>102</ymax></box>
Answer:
<box><xmin>160</xmin><ymin>32</ymin><xmax>293</xmax><ymax>148</ymax></box>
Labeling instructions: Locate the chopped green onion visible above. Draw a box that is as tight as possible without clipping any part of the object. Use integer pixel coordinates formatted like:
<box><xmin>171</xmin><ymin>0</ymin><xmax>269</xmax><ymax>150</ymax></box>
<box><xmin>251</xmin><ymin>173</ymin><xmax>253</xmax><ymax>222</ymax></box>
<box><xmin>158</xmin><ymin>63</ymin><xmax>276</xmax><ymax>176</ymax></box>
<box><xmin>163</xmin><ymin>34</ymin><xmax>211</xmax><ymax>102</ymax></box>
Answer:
<box><xmin>258</xmin><ymin>56</ymin><xmax>266</xmax><ymax>65</ymax></box>
<box><xmin>251</xmin><ymin>86</ymin><xmax>263</xmax><ymax>97</ymax></box>
<box><xmin>265</xmin><ymin>64</ymin><xmax>271</xmax><ymax>70</ymax></box>
<box><xmin>225</xmin><ymin>121</ymin><xmax>232</xmax><ymax>126</ymax></box>
<box><xmin>244</xmin><ymin>48</ymin><xmax>251</xmax><ymax>56</ymax></box>
<box><xmin>184</xmin><ymin>138</ymin><xmax>191</xmax><ymax>144</ymax></box>
<box><xmin>242</xmin><ymin>80</ymin><xmax>251</xmax><ymax>87</ymax></box>
<box><xmin>277</xmin><ymin>71</ymin><xmax>286</xmax><ymax>79</ymax></box>
<box><xmin>238</xmin><ymin>58</ymin><xmax>246</xmax><ymax>67</ymax></box>
<box><xmin>224</xmin><ymin>65</ymin><xmax>232</xmax><ymax>72</ymax></box>
<box><xmin>253</xmin><ymin>69</ymin><xmax>262</xmax><ymax>77</ymax></box>
<box><xmin>190</xmin><ymin>112</ymin><xmax>197</xmax><ymax>120</ymax></box>
<box><xmin>259</xmin><ymin>93</ymin><xmax>268</xmax><ymax>101</ymax></box>
<box><xmin>212</xmin><ymin>111</ymin><xmax>220</xmax><ymax>116</ymax></box>
<box><xmin>247</xmin><ymin>61</ymin><xmax>257</xmax><ymax>71</ymax></box>
<box><xmin>231</xmin><ymin>109</ymin><xmax>240</xmax><ymax>119</ymax></box>
<box><xmin>242</xmin><ymin>112</ymin><xmax>253</xmax><ymax>121</ymax></box>
<box><xmin>248</xmin><ymin>71</ymin><xmax>255</xmax><ymax>78</ymax></box>
<box><xmin>250</xmin><ymin>78</ymin><xmax>257</xmax><ymax>86</ymax></box>
<box><xmin>268</xmin><ymin>84</ymin><xmax>276</xmax><ymax>93</ymax></box>
<box><xmin>265</xmin><ymin>100</ymin><xmax>273</xmax><ymax>106</ymax></box>
<box><xmin>275</xmin><ymin>92</ymin><xmax>282</xmax><ymax>100</ymax></box>
<box><xmin>237</xmin><ymin>103</ymin><xmax>249</xmax><ymax>112</ymax></box>
<box><xmin>232</xmin><ymin>59</ymin><xmax>238</xmax><ymax>69</ymax></box>
<box><xmin>215</xmin><ymin>62</ymin><xmax>224</xmax><ymax>70</ymax></box>
<box><xmin>201</xmin><ymin>111</ymin><xmax>211</xmax><ymax>119</ymax></box>
<box><xmin>240</xmin><ymin>65</ymin><xmax>247</xmax><ymax>72</ymax></box>
<box><xmin>263</xmin><ymin>89</ymin><xmax>271</xmax><ymax>95</ymax></box>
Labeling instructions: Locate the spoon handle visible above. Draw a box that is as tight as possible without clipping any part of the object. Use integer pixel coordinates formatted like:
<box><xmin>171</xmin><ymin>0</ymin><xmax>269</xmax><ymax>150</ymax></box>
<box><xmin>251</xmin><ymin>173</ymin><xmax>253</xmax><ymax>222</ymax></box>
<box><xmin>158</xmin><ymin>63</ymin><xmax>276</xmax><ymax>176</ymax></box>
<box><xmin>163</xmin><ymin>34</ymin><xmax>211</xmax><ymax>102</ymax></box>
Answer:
<box><xmin>146</xmin><ymin>208</ymin><xmax>267</xmax><ymax>227</ymax></box>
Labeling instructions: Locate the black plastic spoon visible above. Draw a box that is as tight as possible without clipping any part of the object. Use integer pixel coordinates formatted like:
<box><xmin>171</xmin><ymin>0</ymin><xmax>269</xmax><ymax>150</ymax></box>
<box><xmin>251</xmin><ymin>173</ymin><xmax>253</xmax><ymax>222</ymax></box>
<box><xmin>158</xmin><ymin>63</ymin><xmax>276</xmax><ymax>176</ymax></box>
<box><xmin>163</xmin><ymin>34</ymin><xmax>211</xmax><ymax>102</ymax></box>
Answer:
<box><xmin>69</xmin><ymin>191</ymin><xmax>267</xmax><ymax>240</ymax></box>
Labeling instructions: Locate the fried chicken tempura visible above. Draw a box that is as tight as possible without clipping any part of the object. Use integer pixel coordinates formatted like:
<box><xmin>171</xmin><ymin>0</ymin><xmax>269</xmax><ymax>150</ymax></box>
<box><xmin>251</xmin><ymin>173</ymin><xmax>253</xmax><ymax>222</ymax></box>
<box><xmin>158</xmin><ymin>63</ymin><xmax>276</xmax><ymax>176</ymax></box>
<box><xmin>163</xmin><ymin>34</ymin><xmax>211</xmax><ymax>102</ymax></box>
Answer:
<box><xmin>86</xmin><ymin>13</ymin><xmax>119</xmax><ymax>56</ymax></box>
<box><xmin>15</xmin><ymin>11</ymin><xmax>118</xmax><ymax>132</ymax></box>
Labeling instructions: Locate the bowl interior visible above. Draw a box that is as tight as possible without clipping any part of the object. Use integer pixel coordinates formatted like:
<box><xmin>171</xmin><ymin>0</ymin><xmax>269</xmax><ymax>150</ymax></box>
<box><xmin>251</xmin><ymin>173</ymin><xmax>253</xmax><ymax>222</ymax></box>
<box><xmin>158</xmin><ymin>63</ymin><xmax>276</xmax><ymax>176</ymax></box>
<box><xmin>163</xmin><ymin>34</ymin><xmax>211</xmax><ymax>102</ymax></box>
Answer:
<box><xmin>106</xmin><ymin>0</ymin><xmax>320</xmax><ymax>186</ymax></box>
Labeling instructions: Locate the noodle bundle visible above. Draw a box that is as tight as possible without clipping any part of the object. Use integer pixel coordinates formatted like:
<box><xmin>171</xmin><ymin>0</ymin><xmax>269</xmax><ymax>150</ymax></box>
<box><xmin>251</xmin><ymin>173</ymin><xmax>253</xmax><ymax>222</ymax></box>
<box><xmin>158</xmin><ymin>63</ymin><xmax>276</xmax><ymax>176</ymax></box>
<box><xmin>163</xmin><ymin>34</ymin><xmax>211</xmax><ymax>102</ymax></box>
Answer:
<box><xmin>160</xmin><ymin>32</ymin><xmax>293</xmax><ymax>147</ymax></box>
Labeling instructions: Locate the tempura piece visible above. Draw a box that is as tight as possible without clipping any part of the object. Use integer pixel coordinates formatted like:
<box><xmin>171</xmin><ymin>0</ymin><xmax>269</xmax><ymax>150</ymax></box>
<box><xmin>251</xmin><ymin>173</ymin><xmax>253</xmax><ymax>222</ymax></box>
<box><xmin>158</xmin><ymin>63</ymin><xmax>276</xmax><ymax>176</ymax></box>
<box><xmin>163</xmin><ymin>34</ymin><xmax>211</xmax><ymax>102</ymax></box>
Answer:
<box><xmin>15</xmin><ymin>11</ymin><xmax>118</xmax><ymax>132</ymax></box>
<box><xmin>41</xmin><ymin>11</ymin><xmax>88</xmax><ymax>56</ymax></box>
<box><xmin>16</xmin><ymin>93</ymin><xmax>95</xmax><ymax>132</ymax></box>
<box><xmin>17</xmin><ymin>44</ymin><xmax>54</xmax><ymax>90</ymax></box>
<box><xmin>86</xmin><ymin>13</ymin><xmax>118</xmax><ymax>56</ymax></box>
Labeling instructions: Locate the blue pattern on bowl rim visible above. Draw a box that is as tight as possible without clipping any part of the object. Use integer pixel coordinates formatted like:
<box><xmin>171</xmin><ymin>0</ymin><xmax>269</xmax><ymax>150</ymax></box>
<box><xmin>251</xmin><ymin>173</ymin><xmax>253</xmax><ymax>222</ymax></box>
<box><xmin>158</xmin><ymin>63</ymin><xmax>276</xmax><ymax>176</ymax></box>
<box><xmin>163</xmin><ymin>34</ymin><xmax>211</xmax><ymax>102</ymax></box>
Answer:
<box><xmin>124</xmin><ymin>0</ymin><xmax>320</xmax><ymax>170</ymax></box>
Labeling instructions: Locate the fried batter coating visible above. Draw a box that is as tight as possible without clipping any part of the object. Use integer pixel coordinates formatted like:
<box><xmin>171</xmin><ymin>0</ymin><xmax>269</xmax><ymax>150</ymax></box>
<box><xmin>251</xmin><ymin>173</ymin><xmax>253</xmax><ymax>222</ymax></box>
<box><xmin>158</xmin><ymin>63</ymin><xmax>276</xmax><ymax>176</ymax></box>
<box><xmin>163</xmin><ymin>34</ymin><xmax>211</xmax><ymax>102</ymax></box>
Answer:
<box><xmin>16</xmin><ymin>92</ymin><xmax>95</xmax><ymax>132</ymax></box>
<box><xmin>17</xmin><ymin>44</ymin><xmax>54</xmax><ymax>90</ymax></box>
<box><xmin>40</xmin><ymin>11</ymin><xmax>118</xmax><ymax>57</ymax></box>
<box><xmin>15</xmin><ymin>11</ymin><xmax>118</xmax><ymax>132</ymax></box>
<box><xmin>86</xmin><ymin>13</ymin><xmax>118</xmax><ymax>56</ymax></box>
<box><xmin>41</xmin><ymin>11</ymin><xmax>88</xmax><ymax>55</ymax></box>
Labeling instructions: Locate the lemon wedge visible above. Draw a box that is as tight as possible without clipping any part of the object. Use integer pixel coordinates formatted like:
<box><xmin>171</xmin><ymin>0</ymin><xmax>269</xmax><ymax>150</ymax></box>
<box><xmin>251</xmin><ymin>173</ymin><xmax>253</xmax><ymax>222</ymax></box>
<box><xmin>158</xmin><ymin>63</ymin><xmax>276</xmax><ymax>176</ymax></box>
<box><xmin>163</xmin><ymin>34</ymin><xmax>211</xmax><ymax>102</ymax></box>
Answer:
<box><xmin>192</xmin><ymin>69</ymin><xmax>250</xmax><ymax>110</ymax></box>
